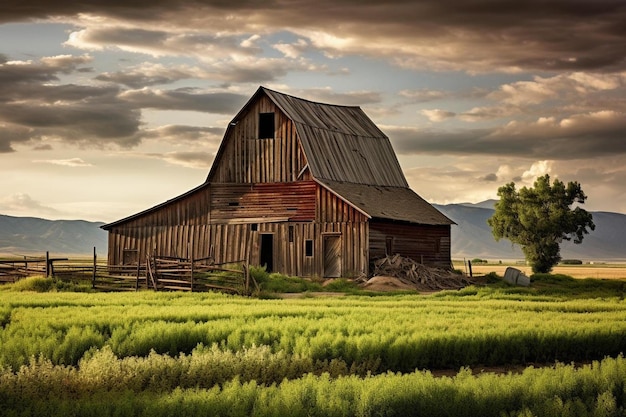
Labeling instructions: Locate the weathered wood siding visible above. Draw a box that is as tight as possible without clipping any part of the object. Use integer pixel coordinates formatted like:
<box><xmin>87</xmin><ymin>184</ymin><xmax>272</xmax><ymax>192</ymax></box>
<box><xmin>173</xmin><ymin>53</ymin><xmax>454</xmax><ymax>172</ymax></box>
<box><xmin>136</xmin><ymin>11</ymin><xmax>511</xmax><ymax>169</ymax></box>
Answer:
<box><xmin>107</xmin><ymin>181</ymin><xmax>371</xmax><ymax>277</ymax></box>
<box><xmin>210</xmin><ymin>96</ymin><xmax>307</xmax><ymax>183</ymax></box>
<box><xmin>369</xmin><ymin>221</ymin><xmax>451</xmax><ymax>269</ymax></box>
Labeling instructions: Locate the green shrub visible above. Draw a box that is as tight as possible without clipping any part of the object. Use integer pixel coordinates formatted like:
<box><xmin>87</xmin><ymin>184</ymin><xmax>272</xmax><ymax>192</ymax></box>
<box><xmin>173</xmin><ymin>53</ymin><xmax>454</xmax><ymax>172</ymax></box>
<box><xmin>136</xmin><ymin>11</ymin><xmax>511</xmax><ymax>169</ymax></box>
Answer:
<box><xmin>322</xmin><ymin>278</ymin><xmax>359</xmax><ymax>293</ymax></box>
<box><xmin>483</xmin><ymin>272</ymin><xmax>501</xmax><ymax>284</ymax></box>
<box><xmin>249</xmin><ymin>265</ymin><xmax>270</xmax><ymax>283</ymax></box>
<box><xmin>8</xmin><ymin>276</ymin><xmax>54</xmax><ymax>292</ymax></box>
<box><xmin>561</xmin><ymin>259</ymin><xmax>583</xmax><ymax>265</ymax></box>
<box><xmin>250</xmin><ymin>268</ymin><xmax>324</xmax><ymax>293</ymax></box>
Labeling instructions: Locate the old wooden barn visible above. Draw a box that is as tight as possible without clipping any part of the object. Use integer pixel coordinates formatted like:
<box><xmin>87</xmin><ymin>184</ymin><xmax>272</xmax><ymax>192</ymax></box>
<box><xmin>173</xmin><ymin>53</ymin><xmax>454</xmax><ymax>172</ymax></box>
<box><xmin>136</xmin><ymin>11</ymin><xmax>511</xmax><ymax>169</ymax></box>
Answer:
<box><xmin>102</xmin><ymin>87</ymin><xmax>454</xmax><ymax>278</ymax></box>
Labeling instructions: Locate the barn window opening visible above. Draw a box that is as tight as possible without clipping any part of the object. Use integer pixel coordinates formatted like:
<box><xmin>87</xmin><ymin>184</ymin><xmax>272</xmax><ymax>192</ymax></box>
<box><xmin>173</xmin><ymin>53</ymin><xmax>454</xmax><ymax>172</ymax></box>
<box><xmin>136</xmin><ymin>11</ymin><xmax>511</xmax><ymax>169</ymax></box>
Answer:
<box><xmin>288</xmin><ymin>225</ymin><xmax>294</xmax><ymax>242</ymax></box>
<box><xmin>385</xmin><ymin>237</ymin><xmax>394</xmax><ymax>256</ymax></box>
<box><xmin>305</xmin><ymin>240</ymin><xmax>313</xmax><ymax>257</ymax></box>
<box><xmin>251</xmin><ymin>223</ymin><xmax>258</xmax><ymax>231</ymax></box>
<box><xmin>258</xmin><ymin>112</ymin><xmax>275</xmax><ymax>139</ymax></box>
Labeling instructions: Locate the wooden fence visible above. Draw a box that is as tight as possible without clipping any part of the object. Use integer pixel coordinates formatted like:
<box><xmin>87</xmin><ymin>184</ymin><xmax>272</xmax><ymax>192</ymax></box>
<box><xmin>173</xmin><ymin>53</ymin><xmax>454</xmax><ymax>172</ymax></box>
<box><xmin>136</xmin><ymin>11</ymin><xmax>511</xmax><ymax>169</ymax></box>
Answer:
<box><xmin>0</xmin><ymin>249</ymin><xmax>256</xmax><ymax>295</ymax></box>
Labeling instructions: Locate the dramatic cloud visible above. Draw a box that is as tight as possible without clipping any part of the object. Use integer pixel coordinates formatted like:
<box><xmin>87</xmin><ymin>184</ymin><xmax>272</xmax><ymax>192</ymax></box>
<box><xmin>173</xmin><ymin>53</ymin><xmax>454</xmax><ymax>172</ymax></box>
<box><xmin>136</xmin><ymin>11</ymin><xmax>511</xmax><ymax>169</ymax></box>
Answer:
<box><xmin>119</xmin><ymin>88</ymin><xmax>247</xmax><ymax>113</ymax></box>
<box><xmin>65</xmin><ymin>26</ymin><xmax>262</xmax><ymax>58</ymax></box>
<box><xmin>387</xmin><ymin>108</ymin><xmax>626</xmax><ymax>160</ymax></box>
<box><xmin>421</xmin><ymin>109</ymin><xmax>456</xmax><ymax>122</ymax></box>
<box><xmin>0</xmin><ymin>193</ymin><xmax>60</xmax><ymax>216</ymax></box>
<box><xmin>95</xmin><ymin>63</ymin><xmax>205</xmax><ymax>88</ymax></box>
<box><xmin>490</xmin><ymin>72</ymin><xmax>626</xmax><ymax>106</ymax></box>
<box><xmin>139</xmin><ymin>125</ymin><xmax>224</xmax><ymax>143</ymax></box>
<box><xmin>143</xmin><ymin>151</ymin><xmax>214</xmax><ymax>169</ymax></box>
<box><xmin>0</xmin><ymin>55</ymin><xmax>245</xmax><ymax>151</ymax></box>
<box><xmin>400</xmin><ymin>89</ymin><xmax>449</xmax><ymax>103</ymax></box>
<box><xmin>32</xmin><ymin>158</ymin><xmax>93</xmax><ymax>167</ymax></box>
<box><xmin>2</xmin><ymin>1</ymin><xmax>624</xmax><ymax>73</ymax></box>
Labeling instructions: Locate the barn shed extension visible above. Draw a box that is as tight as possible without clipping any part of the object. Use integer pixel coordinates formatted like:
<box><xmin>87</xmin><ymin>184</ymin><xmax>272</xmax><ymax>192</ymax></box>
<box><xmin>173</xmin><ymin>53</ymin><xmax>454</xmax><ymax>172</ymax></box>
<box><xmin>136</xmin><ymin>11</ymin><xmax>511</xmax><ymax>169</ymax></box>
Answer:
<box><xmin>101</xmin><ymin>87</ymin><xmax>454</xmax><ymax>278</ymax></box>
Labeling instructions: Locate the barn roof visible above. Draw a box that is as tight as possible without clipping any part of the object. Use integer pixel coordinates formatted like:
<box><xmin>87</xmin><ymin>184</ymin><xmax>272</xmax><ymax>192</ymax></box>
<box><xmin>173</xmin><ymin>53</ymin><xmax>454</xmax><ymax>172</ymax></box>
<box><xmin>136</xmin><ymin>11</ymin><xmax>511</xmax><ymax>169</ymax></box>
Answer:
<box><xmin>318</xmin><ymin>179</ymin><xmax>453</xmax><ymax>225</ymax></box>
<box><xmin>104</xmin><ymin>87</ymin><xmax>453</xmax><ymax>229</ymax></box>
<box><xmin>256</xmin><ymin>87</ymin><xmax>452</xmax><ymax>225</ymax></box>
<box><xmin>261</xmin><ymin>87</ymin><xmax>408</xmax><ymax>187</ymax></box>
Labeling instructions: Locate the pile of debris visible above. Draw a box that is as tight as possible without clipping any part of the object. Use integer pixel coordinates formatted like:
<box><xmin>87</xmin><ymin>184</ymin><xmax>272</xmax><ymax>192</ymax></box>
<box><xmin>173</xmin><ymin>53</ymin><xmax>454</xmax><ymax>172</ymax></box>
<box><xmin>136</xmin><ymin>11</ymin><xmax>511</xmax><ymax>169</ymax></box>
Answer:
<box><xmin>365</xmin><ymin>254</ymin><xmax>473</xmax><ymax>291</ymax></box>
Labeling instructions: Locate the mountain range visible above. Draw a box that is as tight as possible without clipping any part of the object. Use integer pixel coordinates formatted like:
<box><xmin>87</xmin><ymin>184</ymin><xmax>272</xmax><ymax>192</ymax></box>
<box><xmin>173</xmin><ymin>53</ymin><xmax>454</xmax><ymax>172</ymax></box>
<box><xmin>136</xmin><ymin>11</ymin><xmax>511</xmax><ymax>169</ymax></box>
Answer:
<box><xmin>0</xmin><ymin>214</ymin><xmax>107</xmax><ymax>257</ymax></box>
<box><xmin>1</xmin><ymin>202</ymin><xmax>624</xmax><ymax>261</ymax></box>
<box><xmin>434</xmin><ymin>201</ymin><xmax>626</xmax><ymax>262</ymax></box>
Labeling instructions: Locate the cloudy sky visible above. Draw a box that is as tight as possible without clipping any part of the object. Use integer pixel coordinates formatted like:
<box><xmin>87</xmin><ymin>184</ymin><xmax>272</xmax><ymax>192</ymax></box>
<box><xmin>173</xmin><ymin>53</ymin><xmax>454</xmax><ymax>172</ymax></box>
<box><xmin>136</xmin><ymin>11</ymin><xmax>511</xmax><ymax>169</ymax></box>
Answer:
<box><xmin>1</xmin><ymin>0</ymin><xmax>625</xmax><ymax>222</ymax></box>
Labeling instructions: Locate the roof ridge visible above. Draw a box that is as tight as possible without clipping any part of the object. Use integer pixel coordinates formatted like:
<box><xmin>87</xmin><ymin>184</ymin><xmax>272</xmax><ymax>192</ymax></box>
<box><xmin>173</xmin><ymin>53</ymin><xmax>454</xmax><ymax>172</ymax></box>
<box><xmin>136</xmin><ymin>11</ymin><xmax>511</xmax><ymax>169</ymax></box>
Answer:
<box><xmin>261</xmin><ymin>86</ymin><xmax>363</xmax><ymax>109</ymax></box>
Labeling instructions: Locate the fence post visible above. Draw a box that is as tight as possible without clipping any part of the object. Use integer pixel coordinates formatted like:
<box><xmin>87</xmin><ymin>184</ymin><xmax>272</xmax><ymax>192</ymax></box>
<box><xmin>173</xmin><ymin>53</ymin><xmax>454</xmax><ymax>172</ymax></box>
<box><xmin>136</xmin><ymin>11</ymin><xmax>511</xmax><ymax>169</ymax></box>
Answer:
<box><xmin>189</xmin><ymin>240</ymin><xmax>194</xmax><ymax>292</ymax></box>
<box><xmin>135</xmin><ymin>257</ymin><xmax>141</xmax><ymax>291</ymax></box>
<box><xmin>92</xmin><ymin>247</ymin><xmax>97</xmax><ymax>289</ymax></box>
<box><xmin>45</xmin><ymin>251</ymin><xmax>49</xmax><ymax>277</ymax></box>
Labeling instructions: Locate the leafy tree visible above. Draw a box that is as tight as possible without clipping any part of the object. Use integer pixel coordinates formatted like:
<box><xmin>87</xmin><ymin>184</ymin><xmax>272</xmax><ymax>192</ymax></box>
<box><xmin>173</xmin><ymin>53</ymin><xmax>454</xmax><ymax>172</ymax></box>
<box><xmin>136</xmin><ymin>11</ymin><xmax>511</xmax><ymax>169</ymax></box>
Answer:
<box><xmin>487</xmin><ymin>174</ymin><xmax>595</xmax><ymax>273</ymax></box>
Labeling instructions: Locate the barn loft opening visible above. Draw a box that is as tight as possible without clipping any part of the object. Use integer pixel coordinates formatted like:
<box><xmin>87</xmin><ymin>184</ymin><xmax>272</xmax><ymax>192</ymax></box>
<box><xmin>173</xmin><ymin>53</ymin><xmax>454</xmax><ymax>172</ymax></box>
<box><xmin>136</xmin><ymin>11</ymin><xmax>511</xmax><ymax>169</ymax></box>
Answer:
<box><xmin>258</xmin><ymin>112</ymin><xmax>275</xmax><ymax>139</ymax></box>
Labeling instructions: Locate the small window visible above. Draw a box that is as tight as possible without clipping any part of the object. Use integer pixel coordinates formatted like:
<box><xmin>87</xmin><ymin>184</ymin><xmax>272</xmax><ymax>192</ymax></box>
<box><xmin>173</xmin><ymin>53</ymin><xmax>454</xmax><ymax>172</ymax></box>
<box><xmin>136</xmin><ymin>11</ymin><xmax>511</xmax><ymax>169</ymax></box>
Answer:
<box><xmin>305</xmin><ymin>240</ymin><xmax>313</xmax><ymax>257</ymax></box>
<box><xmin>258</xmin><ymin>112</ymin><xmax>275</xmax><ymax>139</ymax></box>
<box><xmin>385</xmin><ymin>237</ymin><xmax>394</xmax><ymax>256</ymax></box>
<box><xmin>288</xmin><ymin>225</ymin><xmax>294</xmax><ymax>243</ymax></box>
<box><xmin>228</xmin><ymin>202</ymin><xmax>240</xmax><ymax>207</ymax></box>
<box><xmin>251</xmin><ymin>224</ymin><xmax>258</xmax><ymax>231</ymax></box>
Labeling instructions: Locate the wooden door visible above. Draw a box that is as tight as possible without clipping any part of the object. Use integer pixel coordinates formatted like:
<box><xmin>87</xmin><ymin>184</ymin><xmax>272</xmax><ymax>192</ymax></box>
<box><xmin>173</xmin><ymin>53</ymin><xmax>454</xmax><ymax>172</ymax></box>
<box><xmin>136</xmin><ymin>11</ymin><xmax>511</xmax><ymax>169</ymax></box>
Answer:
<box><xmin>260</xmin><ymin>234</ymin><xmax>274</xmax><ymax>272</ymax></box>
<box><xmin>323</xmin><ymin>235</ymin><xmax>341</xmax><ymax>278</ymax></box>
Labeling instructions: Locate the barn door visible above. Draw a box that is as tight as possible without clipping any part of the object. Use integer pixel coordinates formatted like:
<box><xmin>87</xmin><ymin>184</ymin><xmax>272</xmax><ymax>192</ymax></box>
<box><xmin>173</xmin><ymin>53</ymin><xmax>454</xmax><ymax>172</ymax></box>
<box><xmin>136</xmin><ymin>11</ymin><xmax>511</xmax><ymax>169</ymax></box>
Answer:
<box><xmin>323</xmin><ymin>235</ymin><xmax>341</xmax><ymax>278</ymax></box>
<box><xmin>259</xmin><ymin>234</ymin><xmax>274</xmax><ymax>273</ymax></box>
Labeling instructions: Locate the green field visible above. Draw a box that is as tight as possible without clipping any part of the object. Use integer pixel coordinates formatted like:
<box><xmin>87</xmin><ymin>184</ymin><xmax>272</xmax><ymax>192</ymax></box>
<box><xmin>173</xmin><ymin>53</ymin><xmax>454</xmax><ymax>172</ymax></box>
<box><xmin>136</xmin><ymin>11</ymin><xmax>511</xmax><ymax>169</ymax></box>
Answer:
<box><xmin>1</xmin><ymin>275</ymin><xmax>626</xmax><ymax>416</ymax></box>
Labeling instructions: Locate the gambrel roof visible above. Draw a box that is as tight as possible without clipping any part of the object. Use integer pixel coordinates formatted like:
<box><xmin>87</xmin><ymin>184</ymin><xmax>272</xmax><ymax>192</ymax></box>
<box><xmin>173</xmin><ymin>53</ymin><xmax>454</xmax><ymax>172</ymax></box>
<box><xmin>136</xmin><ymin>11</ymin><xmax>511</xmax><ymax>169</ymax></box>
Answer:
<box><xmin>104</xmin><ymin>87</ymin><xmax>453</xmax><ymax>230</ymax></box>
<box><xmin>209</xmin><ymin>86</ymin><xmax>453</xmax><ymax>226</ymax></box>
<box><xmin>262</xmin><ymin>88</ymin><xmax>408</xmax><ymax>187</ymax></box>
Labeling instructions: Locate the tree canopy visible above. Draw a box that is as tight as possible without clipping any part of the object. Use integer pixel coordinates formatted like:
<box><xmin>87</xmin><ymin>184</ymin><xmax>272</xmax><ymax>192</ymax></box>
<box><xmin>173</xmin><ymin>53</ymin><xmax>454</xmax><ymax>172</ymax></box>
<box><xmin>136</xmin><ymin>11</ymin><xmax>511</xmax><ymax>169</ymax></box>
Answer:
<box><xmin>487</xmin><ymin>174</ymin><xmax>595</xmax><ymax>273</ymax></box>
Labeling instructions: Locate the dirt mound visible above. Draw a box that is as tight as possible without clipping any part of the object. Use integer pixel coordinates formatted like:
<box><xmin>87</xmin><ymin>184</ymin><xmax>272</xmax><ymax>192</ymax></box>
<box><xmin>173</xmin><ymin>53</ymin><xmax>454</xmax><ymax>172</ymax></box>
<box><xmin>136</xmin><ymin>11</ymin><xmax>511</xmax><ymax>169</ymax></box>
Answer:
<box><xmin>361</xmin><ymin>276</ymin><xmax>417</xmax><ymax>292</ymax></box>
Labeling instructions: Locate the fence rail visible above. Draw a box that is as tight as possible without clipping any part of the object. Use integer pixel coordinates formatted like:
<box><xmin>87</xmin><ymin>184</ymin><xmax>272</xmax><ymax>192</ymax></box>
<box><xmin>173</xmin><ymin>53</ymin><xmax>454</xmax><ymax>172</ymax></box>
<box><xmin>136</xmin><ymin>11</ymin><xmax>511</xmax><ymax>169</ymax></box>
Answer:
<box><xmin>0</xmin><ymin>249</ymin><xmax>256</xmax><ymax>294</ymax></box>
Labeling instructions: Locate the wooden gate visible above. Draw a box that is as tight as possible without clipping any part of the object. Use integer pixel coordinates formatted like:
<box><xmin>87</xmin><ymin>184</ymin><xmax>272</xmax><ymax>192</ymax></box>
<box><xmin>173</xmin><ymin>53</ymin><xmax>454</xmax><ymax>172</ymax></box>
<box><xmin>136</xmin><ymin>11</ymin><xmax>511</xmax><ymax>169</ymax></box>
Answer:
<box><xmin>323</xmin><ymin>235</ymin><xmax>341</xmax><ymax>278</ymax></box>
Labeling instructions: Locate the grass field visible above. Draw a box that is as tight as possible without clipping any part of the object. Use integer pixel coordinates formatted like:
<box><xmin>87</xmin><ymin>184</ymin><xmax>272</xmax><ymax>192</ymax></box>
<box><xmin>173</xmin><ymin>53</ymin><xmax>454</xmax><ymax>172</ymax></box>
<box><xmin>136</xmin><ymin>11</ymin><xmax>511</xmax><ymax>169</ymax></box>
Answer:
<box><xmin>1</xmin><ymin>272</ymin><xmax>626</xmax><ymax>416</ymax></box>
<box><xmin>454</xmin><ymin>261</ymin><xmax>626</xmax><ymax>279</ymax></box>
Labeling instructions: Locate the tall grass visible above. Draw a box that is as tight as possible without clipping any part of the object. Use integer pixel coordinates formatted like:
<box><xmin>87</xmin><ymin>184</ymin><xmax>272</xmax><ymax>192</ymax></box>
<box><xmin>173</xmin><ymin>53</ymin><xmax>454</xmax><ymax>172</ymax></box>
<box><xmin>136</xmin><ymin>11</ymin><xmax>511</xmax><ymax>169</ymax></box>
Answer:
<box><xmin>1</xmin><ymin>277</ymin><xmax>626</xmax><ymax>415</ymax></box>
<box><xmin>1</xmin><ymin>354</ymin><xmax>625</xmax><ymax>416</ymax></box>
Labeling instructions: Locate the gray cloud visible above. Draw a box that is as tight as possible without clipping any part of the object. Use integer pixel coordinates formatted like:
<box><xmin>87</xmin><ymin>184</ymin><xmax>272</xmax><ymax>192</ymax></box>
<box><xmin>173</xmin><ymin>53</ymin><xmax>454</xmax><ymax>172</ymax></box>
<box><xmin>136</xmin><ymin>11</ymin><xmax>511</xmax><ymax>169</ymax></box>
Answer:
<box><xmin>120</xmin><ymin>88</ymin><xmax>247</xmax><ymax>113</ymax></box>
<box><xmin>32</xmin><ymin>158</ymin><xmax>93</xmax><ymax>167</ymax></box>
<box><xmin>139</xmin><ymin>125</ymin><xmax>224</xmax><ymax>143</ymax></box>
<box><xmin>0</xmin><ymin>54</ymin><xmax>247</xmax><ymax>151</ymax></box>
<box><xmin>2</xmin><ymin>1</ymin><xmax>624</xmax><ymax>73</ymax></box>
<box><xmin>142</xmin><ymin>151</ymin><xmax>215</xmax><ymax>169</ymax></box>
<box><xmin>387</xmin><ymin>110</ymin><xmax>626</xmax><ymax>160</ymax></box>
<box><xmin>0</xmin><ymin>193</ymin><xmax>60</xmax><ymax>215</ymax></box>
<box><xmin>96</xmin><ymin>65</ymin><xmax>196</xmax><ymax>88</ymax></box>
<box><xmin>293</xmin><ymin>88</ymin><xmax>382</xmax><ymax>106</ymax></box>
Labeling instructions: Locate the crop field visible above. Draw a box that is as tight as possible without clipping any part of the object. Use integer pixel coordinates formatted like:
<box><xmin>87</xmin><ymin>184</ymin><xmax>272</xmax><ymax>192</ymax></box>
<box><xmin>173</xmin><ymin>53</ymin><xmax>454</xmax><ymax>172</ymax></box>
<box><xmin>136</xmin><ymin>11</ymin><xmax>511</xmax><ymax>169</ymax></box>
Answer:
<box><xmin>456</xmin><ymin>261</ymin><xmax>626</xmax><ymax>280</ymax></box>
<box><xmin>1</xmin><ymin>275</ymin><xmax>626</xmax><ymax>416</ymax></box>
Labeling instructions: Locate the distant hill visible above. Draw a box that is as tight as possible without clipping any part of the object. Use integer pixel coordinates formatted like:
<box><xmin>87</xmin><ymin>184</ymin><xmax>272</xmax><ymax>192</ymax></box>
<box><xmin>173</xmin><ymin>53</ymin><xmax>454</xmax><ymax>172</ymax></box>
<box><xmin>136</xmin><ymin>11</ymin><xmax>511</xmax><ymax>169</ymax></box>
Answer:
<box><xmin>0</xmin><ymin>214</ymin><xmax>107</xmax><ymax>257</ymax></box>
<box><xmin>434</xmin><ymin>203</ymin><xmax>626</xmax><ymax>262</ymax></box>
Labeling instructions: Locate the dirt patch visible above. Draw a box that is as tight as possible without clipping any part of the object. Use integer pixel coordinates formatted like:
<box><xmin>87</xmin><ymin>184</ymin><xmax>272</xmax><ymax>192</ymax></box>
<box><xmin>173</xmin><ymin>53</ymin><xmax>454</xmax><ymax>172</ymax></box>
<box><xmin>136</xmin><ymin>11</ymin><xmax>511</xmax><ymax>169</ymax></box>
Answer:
<box><xmin>276</xmin><ymin>292</ymin><xmax>346</xmax><ymax>299</ymax></box>
<box><xmin>360</xmin><ymin>276</ymin><xmax>418</xmax><ymax>292</ymax></box>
